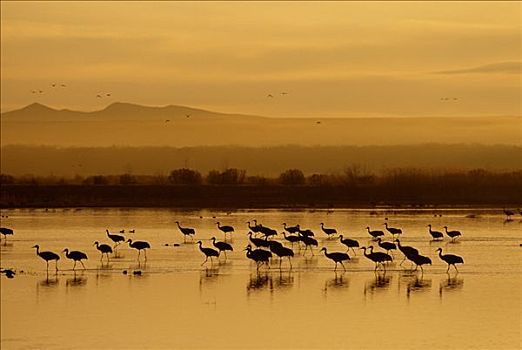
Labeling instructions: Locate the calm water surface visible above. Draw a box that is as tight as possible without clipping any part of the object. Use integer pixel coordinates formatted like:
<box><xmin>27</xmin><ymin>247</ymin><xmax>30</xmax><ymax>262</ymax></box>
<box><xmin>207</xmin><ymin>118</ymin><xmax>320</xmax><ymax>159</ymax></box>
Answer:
<box><xmin>1</xmin><ymin>208</ymin><xmax>521</xmax><ymax>349</ymax></box>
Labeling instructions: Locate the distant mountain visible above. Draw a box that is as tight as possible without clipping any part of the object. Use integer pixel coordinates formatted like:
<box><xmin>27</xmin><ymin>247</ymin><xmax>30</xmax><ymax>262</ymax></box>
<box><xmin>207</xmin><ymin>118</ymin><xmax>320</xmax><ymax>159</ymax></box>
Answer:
<box><xmin>1</xmin><ymin>102</ymin><xmax>265</xmax><ymax>122</ymax></box>
<box><xmin>1</xmin><ymin>102</ymin><xmax>521</xmax><ymax>147</ymax></box>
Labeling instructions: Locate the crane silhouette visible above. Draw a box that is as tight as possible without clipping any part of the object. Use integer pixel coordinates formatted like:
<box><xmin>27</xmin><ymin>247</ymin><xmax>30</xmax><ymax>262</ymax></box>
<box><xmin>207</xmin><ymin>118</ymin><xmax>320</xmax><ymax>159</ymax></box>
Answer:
<box><xmin>427</xmin><ymin>224</ymin><xmax>444</xmax><ymax>240</ymax></box>
<box><xmin>300</xmin><ymin>235</ymin><xmax>318</xmax><ymax>255</ymax></box>
<box><xmin>394</xmin><ymin>239</ymin><xmax>419</xmax><ymax>265</ymax></box>
<box><xmin>211</xmin><ymin>237</ymin><xmax>233</xmax><ymax>258</ymax></box>
<box><xmin>247</xmin><ymin>221</ymin><xmax>262</xmax><ymax>234</ymax></box>
<box><xmin>62</xmin><ymin>248</ymin><xmax>88</xmax><ymax>270</ymax></box>
<box><xmin>320</xmin><ymin>247</ymin><xmax>350</xmax><ymax>271</ymax></box>
<box><xmin>216</xmin><ymin>222</ymin><xmax>234</xmax><ymax>239</ymax></box>
<box><xmin>503</xmin><ymin>208</ymin><xmax>514</xmax><ymax>220</ymax></box>
<box><xmin>106</xmin><ymin>229</ymin><xmax>125</xmax><ymax>248</ymax></box>
<box><xmin>245</xmin><ymin>244</ymin><xmax>272</xmax><ymax>271</ymax></box>
<box><xmin>127</xmin><ymin>239</ymin><xmax>150</xmax><ymax>260</ymax></box>
<box><xmin>383</xmin><ymin>223</ymin><xmax>402</xmax><ymax>238</ymax></box>
<box><xmin>436</xmin><ymin>248</ymin><xmax>464</xmax><ymax>272</ymax></box>
<box><xmin>32</xmin><ymin>245</ymin><xmax>60</xmax><ymax>271</ymax></box>
<box><xmin>298</xmin><ymin>227</ymin><xmax>315</xmax><ymax>237</ymax></box>
<box><xmin>320</xmin><ymin>223</ymin><xmax>337</xmax><ymax>237</ymax></box>
<box><xmin>248</xmin><ymin>232</ymin><xmax>271</xmax><ymax>248</ymax></box>
<box><xmin>361</xmin><ymin>246</ymin><xmax>392</xmax><ymax>271</ymax></box>
<box><xmin>175</xmin><ymin>221</ymin><xmax>195</xmax><ymax>242</ymax></box>
<box><xmin>270</xmin><ymin>244</ymin><xmax>294</xmax><ymax>268</ymax></box>
<box><xmin>377</xmin><ymin>238</ymin><xmax>397</xmax><ymax>255</ymax></box>
<box><xmin>338</xmin><ymin>235</ymin><xmax>359</xmax><ymax>255</ymax></box>
<box><xmin>197</xmin><ymin>241</ymin><xmax>219</xmax><ymax>265</ymax></box>
<box><xmin>443</xmin><ymin>226</ymin><xmax>462</xmax><ymax>242</ymax></box>
<box><xmin>282</xmin><ymin>223</ymin><xmax>300</xmax><ymax>234</ymax></box>
<box><xmin>366</xmin><ymin>226</ymin><xmax>384</xmax><ymax>240</ymax></box>
<box><xmin>94</xmin><ymin>241</ymin><xmax>113</xmax><ymax>261</ymax></box>
<box><xmin>258</xmin><ymin>224</ymin><xmax>278</xmax><ymax>239</ymax></box>
<box><xmin>0</xmin><ymin>227</ymin><xmax>14</xmax><ymax>242</ymax></box>
<box><xmin>409</xmin><ymin>254</ymin><xmax>432</xmax><ymax>273</ymax></box>
<box><xmin>282</xmin><ymin>232</ymin><xmax>301</xmax><ymax>248</ymax></box>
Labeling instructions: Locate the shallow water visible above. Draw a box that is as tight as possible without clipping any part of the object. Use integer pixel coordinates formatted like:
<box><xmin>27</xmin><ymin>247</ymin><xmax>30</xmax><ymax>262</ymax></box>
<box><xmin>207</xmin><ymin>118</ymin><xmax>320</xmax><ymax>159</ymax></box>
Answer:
<box><xmin>1</xmin><ymin>208</ymin><xmax>521</xmax><ymax>349</ymax></box>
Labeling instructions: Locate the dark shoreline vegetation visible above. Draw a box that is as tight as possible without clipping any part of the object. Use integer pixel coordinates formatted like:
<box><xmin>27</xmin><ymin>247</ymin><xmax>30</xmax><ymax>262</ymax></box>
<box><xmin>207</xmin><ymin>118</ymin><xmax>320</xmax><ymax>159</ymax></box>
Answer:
<box><xmin>1</xmin><ymin>168</ymin><xmax>521</xmax><ymax>208</ymax></box>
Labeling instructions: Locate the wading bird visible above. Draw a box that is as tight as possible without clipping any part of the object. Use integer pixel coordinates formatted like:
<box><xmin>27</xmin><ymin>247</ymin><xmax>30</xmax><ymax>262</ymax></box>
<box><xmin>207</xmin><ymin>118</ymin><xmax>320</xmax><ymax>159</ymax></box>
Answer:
<box><xmin>248</xmin><ymin>232</ymin><xmax>270</xmax><ymax>248</ymax></box>
<box><xmin>300</xmin><ymin>235</ymin><xmax>318</xmax><ymax>255</ymax></box>
<box><xmin>270</xmin><ymin>244</ymin><xmax>294</xmax><ymax>268</ymax></box>
<box><xmin>0</xmin><ymin>227</ymin><xmax>14</xmax><ymax>241</ymax></box>
<box><xmin>320</xmin><ymin>247</ymin><xmax>349</xmax><ymax>271</ymax></box>
<box><xmin>175</xmin><ymin>221</ymin><xmax>196</xmax><ymax>242</ymax></box>
<box><xmin>361</xmin><ymin>246</ymin><xmax>392</xmax><ymax>271</ymax></box>
<box><xmin>377</xmin><ymin>238</ymin><xmax>397</xmax><ymax>255</ymax></box>
<box><xmin>106</xmin><ymin>229</ymin><xmax>125</xmax><ymax>248</ymax></box>
<box><xmin>32</xmin><ymin>245</ymin><xmax>60</xmax><ymax>271</ymax></box>
<box><xmin>394</xmin><ymin>239</ymin><xmax>419</xmax><ymax>265</ymax></box>
<box><xmin>427</xmin><ymin>224</ymin><xmax>444</xmax><ymax>240</ymax></box>
<box><xmin>384</xmin><ymin>223</ymin><xmax>402</xmax><ymax>238</ymax></box>
<box><xmin>94</xmin><ymin>241</ymin><xmax>113</xmax><ymax>261</ymax></box>
<box><xmin>282</xmin><ymin>232</ymin><xmax>301</xmax><ymax>248</ymax></box>
<box><xmin>409</xmin><ymin>254</ymin><xmax>432</xmax><ymax>273</ymax></box>
<box><xmin>211</xmin><ymin>237</ymin><xmax>233</xmax><ymax>258</ymax></box>
<box><xmin>62</xmin><ymin>248</ymin><xmax>88</xmax><ymax>270</ymax></box>
<box><xmin>216</xmin><ymin>222</ymin><xmax>234</xmax><ymax>239</ymax></box>
<box><xmin>127</xmin><ymin>239</ymin><xmax>151</xmax><ymax>260</ymax></box>
<box><xmin>282</xmin><ymin>223</ymin><xmax>300</xmax><ymax>234</ymax></box>
<box><xmin>197</xmin><ymin>241</ymin><xmax>219</xmax><ymax>265</ymax></box>
<box><xmin>245</xmin><ymin>244</ymin><xmax>272</xmax><ymax>271</ymax></box>
<box><xmin>366</xmin><ymin>226</ymin><xmax>384</xmax><ymax>240</ymax></box>
<box><xmin>339</xmin><ymin>235</ymin><xmax>359</xmax><ymax>255</ymax></box>
<box><xmin>320</xmin><ymin>223</ymin><xmax>337</xmax><ymax>238</ymax></box>
<box><xmin>436</xmin><ymin>248</ymin><xmax>464</xmax><ymax>272</ymax></box>
<box><xmin>443</xmin><ymin>226</ymin><xmax>462</xmax><ymax>241</ymax></box>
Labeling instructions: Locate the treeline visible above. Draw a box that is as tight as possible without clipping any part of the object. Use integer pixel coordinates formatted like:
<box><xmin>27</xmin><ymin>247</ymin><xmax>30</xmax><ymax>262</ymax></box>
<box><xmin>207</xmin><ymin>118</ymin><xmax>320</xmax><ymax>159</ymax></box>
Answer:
<box><xmin>2</xmin><ymin>167</ymin><xmax>521</xmax><ymax>187</ymax></box>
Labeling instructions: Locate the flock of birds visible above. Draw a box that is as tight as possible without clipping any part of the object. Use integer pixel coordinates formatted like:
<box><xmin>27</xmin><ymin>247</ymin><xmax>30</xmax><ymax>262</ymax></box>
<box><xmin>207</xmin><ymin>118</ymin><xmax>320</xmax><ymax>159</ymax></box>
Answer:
<box><xmin>1</xmin><ymin>218</ymin><xmax>467</xmax><ymax>279</ymax></box>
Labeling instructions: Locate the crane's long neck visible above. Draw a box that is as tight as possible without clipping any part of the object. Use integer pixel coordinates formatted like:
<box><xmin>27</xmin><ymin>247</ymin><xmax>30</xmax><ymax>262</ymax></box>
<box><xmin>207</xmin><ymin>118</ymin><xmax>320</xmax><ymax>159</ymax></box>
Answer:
<box><xmin>34</xmin><ymin>246</ymin><xmax>40</xmax><ymax>255</ymax></box>
<box><xmin>438</xmin><ymin>250</ymin><xmax>443</xmax><ymax>258</ymax></box>
<box><xmin>176</xmin><ymin>222</ymin><xmax>181</xmax><ymax>228</ymax></box>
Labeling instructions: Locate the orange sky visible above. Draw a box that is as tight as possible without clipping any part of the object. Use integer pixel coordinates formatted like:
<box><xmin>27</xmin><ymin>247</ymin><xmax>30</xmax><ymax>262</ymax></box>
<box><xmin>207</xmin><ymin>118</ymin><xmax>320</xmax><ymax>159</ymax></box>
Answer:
<box><xmin>1</xmin><ymin>1</ymin><xmax>520</xmax><ymax>117</ymax></box>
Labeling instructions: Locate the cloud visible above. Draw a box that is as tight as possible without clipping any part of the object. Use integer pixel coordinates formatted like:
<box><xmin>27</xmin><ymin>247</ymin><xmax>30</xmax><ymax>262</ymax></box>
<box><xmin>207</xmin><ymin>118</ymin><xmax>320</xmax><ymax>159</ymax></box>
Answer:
<box><xmin>435</xmin><ymin>62</ymin><xmax>522</xmax><ymax>75</ymax></box>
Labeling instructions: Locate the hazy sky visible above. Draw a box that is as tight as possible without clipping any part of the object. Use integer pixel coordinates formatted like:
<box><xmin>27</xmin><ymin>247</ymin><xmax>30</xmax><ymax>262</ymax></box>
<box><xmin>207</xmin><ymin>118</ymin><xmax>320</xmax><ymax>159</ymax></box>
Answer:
<box><xmin>1</xmin><ymin>1</ymin><xmax>520</xmax><ymax>117</ymax></box>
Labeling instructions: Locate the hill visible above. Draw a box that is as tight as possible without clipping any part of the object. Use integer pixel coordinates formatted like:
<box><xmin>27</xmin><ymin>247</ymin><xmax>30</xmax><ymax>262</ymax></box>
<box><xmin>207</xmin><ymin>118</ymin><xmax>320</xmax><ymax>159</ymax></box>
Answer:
<box><xmin>1</xmin><ymin>103</ymin><xmax>521</xmax><ymax>147</ymax></box>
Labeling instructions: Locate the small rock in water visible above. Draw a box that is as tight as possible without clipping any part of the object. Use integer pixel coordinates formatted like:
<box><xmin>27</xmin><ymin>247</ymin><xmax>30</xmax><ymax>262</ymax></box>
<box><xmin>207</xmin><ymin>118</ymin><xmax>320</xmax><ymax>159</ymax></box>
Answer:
<box><xmin>122</xmin><ymin>270</ymin><xmax>128</xmax><ymax>275</ymax></box>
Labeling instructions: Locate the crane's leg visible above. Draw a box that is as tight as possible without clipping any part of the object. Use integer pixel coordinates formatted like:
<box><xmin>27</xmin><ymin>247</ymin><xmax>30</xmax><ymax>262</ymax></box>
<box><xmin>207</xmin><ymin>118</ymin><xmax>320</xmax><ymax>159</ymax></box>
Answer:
<box><xmin>279</xmin><ymin>258</ymin><xmax>282</xmax><ymax>269</ymax></box>
<box><xmin>352</xmin><ymin>247</ymin><xmax>357</xmax><ymax>256</ymax></box>
<box><xmin>454</xmin><ymin>264</ymin><xmax>459</xmax><ymax>273</ymax></box>
<box><xmin>81</xmin><ymin>260</ymin><xmax>86</xmax><ymax>270</ymax></box>
<box><xmin>55</xmin><ymin>261</ymin><xmax>59</xmax><ymax>272</ymax></box>
<box><xmin>201</xmin><ymin>256</ymin><xmax>208</xmax><ymax>266</ymax></box>
<box><xmin>288</xmin><ymin>257</ymin><xmax>292</xmax><ymax>269</ymax></box>
<box><xmin>144</xmin><ymin>249</ymin><xmax>147</xmax><ymax>261</ymax></box>
<box><xmin>73</xmin><ymin>261</ymin><xmax>77</xmax><ymax>270</ymax></box>
<box><xmin>446</xmin><ymin>264</ymin><xmax>450</xmax><ymax>273</ymax></box>
<box><xmin>399</xmin><ymin>256</ymin><xmax>406</xmax><ymax>266</ymax></box>
<box><xmin>341</xmin><ymin>262</ymin><xmax>346</xmax><ymax>271</ymax></box>
<box><xmin>100</xmin><ymin>254</ymin><xmax>103</xmax><ymax>261</ymax></box>
<box><xmin>334</xmin><ymin>262</ymin><xmax>338</xmax><ymax>271</ymax></box>
<box><xmin>46</xmin><ymin>261</ymin><xmax>49</xmax><ymax>271</ymax></box>
<box><xmin>137</xmin><ymin>250</ymin><xmax>141</xmax><ymax>261</ymax></box>
<box><xmin>224</xmin><ymin>251</ymin><xmax>228</xmax><ymax>259</ymax></box>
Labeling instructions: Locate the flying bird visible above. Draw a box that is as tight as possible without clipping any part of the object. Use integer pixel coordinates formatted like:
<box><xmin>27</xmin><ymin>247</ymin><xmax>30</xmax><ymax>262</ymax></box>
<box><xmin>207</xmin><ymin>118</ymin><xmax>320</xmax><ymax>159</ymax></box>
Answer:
<box><xmin>267</xmin><ymin>94</ymin><xmax>274</xmax><ymax>98</ymax></box>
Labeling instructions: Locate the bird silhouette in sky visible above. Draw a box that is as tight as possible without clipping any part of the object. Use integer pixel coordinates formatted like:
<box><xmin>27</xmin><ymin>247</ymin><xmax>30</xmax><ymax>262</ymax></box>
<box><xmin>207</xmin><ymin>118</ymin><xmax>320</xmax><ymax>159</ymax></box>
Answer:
<box><xmin>267</xmin><ymin>94</ymin><xmax>274</xmax><ymax>98</ymax></box>
<box><xmin>280</xmin><ymin>92</ymin><xmax>288</xmax><ymax>95</ymax></box>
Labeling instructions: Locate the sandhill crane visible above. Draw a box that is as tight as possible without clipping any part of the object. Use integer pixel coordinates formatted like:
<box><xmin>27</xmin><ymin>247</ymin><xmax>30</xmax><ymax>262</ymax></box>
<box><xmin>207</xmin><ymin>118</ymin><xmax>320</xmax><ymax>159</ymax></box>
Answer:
<box><xmin>197</xmin><ymin>241</ymin><xmax>219</xmax><ymax>265</ymax></box>
<box><xmin>383</xmin><ymin>223</ymin><xmax>402</xmax><ymax>237</ymax></box>
<box><xmin>437</xmin><ymin>248</ymin><xmax>464</xmax><ymax>272</ymax></box>
<box><xmin>427</xmin><ymin>224</ymin><xmax>444</xmax><ymax>240</ymax></box>
<box><xmin>320</xmin><ymin>247</ymin><xmax>349</xmax><ymax>271</ymax></box>
<box><xmin>394</xmin><ymin>239</ymin><xmax>419</xmax><ymax>265</ymax></box>
<box><xmin>248</xmin><ymin>232</ymin><xmax>270</xmax><ymax>248</ymax></box>
<box><xmin>32</xmin><ymin>245</ymin><xmax>60</xmax><ymax>271</ymax></box>
<box><xmin>270</xmin><ymin>244</ymin><xmax>294</xmax><ymax>268</ymax></box>
<box><xmin>377</xmin><ymin>238</ymin><xmax>397</xmax><ymax>255</ymax></box>
<box><xmin>216</xmin><ymin>222</ymin><xmax>234</xmax><ymax>239</ymax></box>
<box><xmin>443</xmin><ymin>226</ymin><xmax>462</xmax><ymax>241</ymax></box>
<box><xmin>247</xmin><ymin>221</ymin><xmax>262</xmax><ymax>234</ymax></box>
<box><xmin>282</xmin><ymin>232</ymin><xmax>301</xmax><ymax>248</ymax></box>
<box><xmin>299</xmin><ymin>227</ymin><xmax>315</xmax><ymax>237</ymax></box>
<box><xmin>268</xmin><ymin>240</ymin><xmax>284</xmax><ymax>252</ymax></box>
<box><xmin>93</xmin><ymin>241</ymin><xmax>112</xmax><ymax>261</ymax></box>
<box><xmin>320</xmin><ymin>223</ymin><xmax>337</xmax><ymax>238</ymax></box>
<box><xmin>106</xmin><ymin>229</ymin><xmax>125</xmax><ymax>248</ymax></box>
<box><xmin>1</xmin><ymin>269</ymin><xmax>15</xmax><ymax>278</ymax></box>
<box><xmin>127</xmin><ymin>239</ymin><xmax>150</xmax><ymax>260</ymax></box>
<box><xmin>300</xmin><ymin>235</ymin><xmax>318</xmax><ymax>255</ymax></box>
<box><xmin>409</xmin><ymin>254</ymin><xmax>432</xmax><ymax>273</ymax></box>
<box><xmin>503</xmin><ymin>208</ymin><xmax>514</xmax><ymax>220</ymax></box>
<box><xmin>245</xmin><ymin>244</ymin><xmax>272</xmax><ymax>271</ymax></box>
<box><xmin>0</xmin><ymin>227</ymin><xmax>14</xmax><ymax>241</ymax></box>
<box><xmin>339</xmin><ymin>235</ymin><xmax>359</xmax><ymax>255</ymax></box>
<box><xmin>211</xmin><ymin>237</ymin><xmax>233</xmax><ymax>258</ymax></box>
<box><xmin>361</xmin><ymin>246</ymin><xmax>392</xmax><ymax>271</ymax></box>
<box><xmin>62</xmin><ymin>248</ymin><xmax>88</xmax><ymax>270</ymax></box>
<box><xmin>175</xmin><ymin>221</ymin><xmax>195</xmax><ymax>242</ymax></box>
<box><xmin>258</xmin><ymin>225</ymin><xmax>278</xmax><ymax>239</ymax></box>
<box><xmin>283</xmin><ymin>223</ymin><xmax>300</xmax><ymax>234</ymax></box>
<box><xmin>366</xmin><ymin>226</ymin><xmax>384</xmax><ymax>240</ymax></box>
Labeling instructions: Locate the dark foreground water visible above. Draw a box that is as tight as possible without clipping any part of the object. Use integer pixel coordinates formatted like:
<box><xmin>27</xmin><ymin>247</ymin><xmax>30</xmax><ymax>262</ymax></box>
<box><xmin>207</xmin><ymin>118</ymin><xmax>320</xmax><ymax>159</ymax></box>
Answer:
<box><xmin>1</xmin><ymin>208</ymin><xmax>521</xmax><ymax>349</ymax></box>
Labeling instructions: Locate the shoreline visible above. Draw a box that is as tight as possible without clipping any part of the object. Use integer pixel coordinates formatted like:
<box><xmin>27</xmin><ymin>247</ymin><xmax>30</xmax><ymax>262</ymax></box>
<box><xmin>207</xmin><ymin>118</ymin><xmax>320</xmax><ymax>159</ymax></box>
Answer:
<box><xmin>2</xmin><ymin>184</ymin><xmax>521</xmax><ymax>209</ymax></box>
